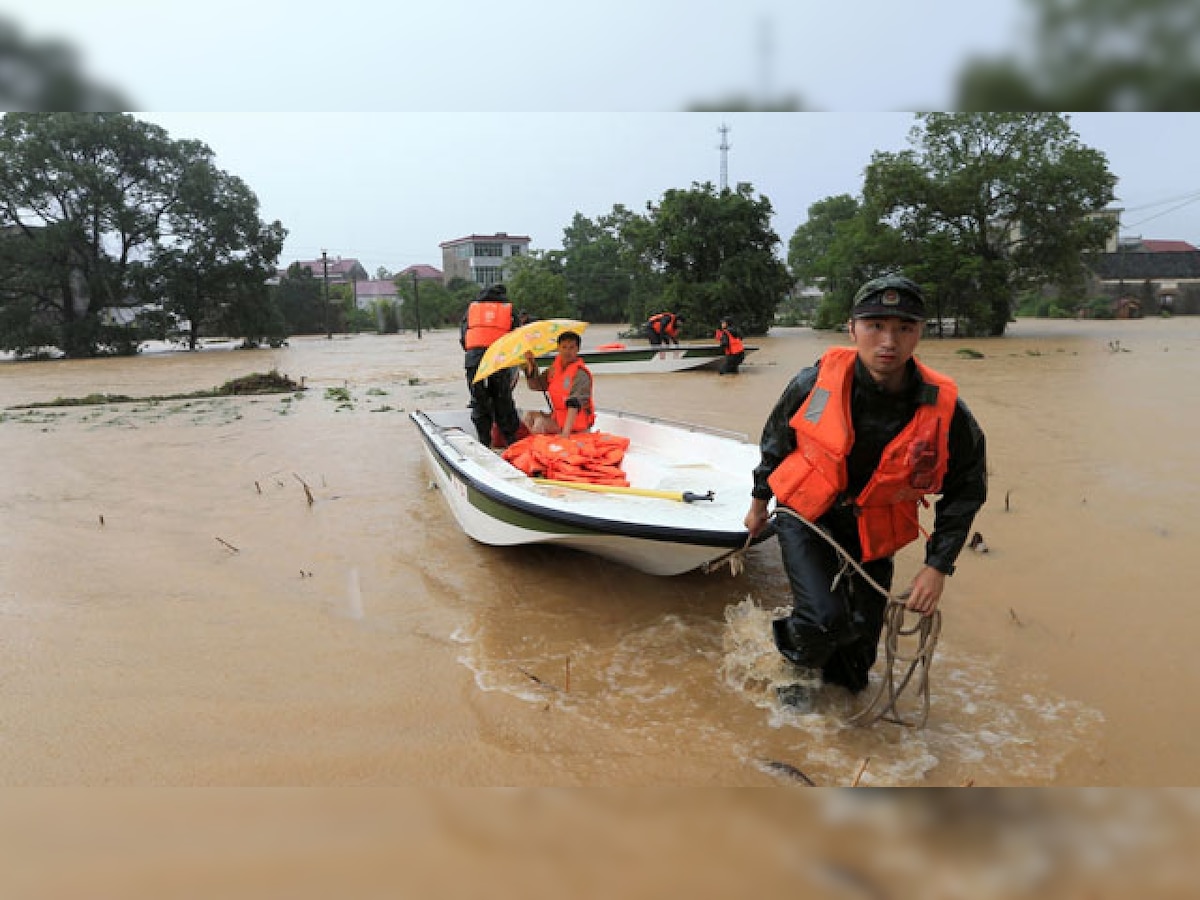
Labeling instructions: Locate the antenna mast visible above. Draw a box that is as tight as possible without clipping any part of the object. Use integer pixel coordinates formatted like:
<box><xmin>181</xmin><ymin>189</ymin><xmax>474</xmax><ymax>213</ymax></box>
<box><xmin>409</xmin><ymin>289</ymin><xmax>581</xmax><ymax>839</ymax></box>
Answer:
<box><xmin>718</xmin><ymin>123</ymin><xmax>731</xmax><ymax>191</ymax></box>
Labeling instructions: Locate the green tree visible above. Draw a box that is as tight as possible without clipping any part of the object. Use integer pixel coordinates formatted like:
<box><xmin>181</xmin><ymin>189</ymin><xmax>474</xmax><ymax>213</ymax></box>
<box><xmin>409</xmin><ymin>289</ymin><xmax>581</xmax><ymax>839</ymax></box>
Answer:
<box><xmin>274</xmin><ymin>264</ymin><xmax>326</xmax><ymax>335</ymax></box>
<box><xmin>397</xmin><ymin>278</ymin><xmax>471</xmax><ymax>331</ymax></box>
<box><xmin>786</xmin><ymin>193</ymin><xmax>908</xmax><ymax>327</ymax></box>
<box><xmin>0</xmin><ymin>17</ymin><xmax>131</xmax><ymax>112</ymax></box>
<box><xmin>863</xmin><ymin>113</ymin><xmax>1115</xmax><ymax>335</ymax></box>
<box><xmin>561</xmin><ymin>212</ymin><xmax>633</xmax><ymax>322</ymax></box>
<box><xmin>956</xmin><ymin>0</ymin><xmax>1200</xmax><ymax>112</ymax></box>
<box><xmin>0</xmin><ymin>113</ymin><xmax>283</xmax><ymax>356</ymax></box>
<box><xmin>504</xmin><ymin>251</ymin><xmax>571</xmax><ymax>320</ymax></box>
<box><xmin>148</xmin><ymin>154</ymin><xmax>286</xmax><ymax>349</ymax></box>
<box><xmin>621</xmin><ymin>182</ymin><xmax>791</xmax><ymax>336</ymax></box>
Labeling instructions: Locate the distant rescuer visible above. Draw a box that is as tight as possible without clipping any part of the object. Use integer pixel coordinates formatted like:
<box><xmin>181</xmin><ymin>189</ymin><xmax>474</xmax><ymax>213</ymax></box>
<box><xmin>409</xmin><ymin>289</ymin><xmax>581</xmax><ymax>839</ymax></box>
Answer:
<box><xmin>460</xmin><ymin>283</ymin><xmax>522</xmax><ymax>448</ymax></box>
<box><xmin>743</xmin><ymin>275</ymin><xmax>988</xmax><ymax>711</ymax></box>
<box><xmin>646</xmin><ymin>311</ymin><xmax>683</xmax><ymax>347</ymax></box>
<box><xmin>715</xmin><ymin>314</ymin><xmax>745</xmax><ymax>375</ymax></box>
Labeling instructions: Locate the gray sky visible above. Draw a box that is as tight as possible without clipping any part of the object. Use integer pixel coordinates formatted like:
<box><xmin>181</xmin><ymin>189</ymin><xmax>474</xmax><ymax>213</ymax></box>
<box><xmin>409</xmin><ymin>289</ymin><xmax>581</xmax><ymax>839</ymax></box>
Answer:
<box><xmin>10</xmin><ymin>1</ymin><xmax>1023</xmax><ymax>111</ymax></box>
<box><xmin>7</xmin><ymin>2</ymin><xmax>1200</xmax><ymax>277</ymax></box>
<box><xmin>134</xmin><ymin>112</ymin><xmax>1200</xmax><ymax>278</ymax></box>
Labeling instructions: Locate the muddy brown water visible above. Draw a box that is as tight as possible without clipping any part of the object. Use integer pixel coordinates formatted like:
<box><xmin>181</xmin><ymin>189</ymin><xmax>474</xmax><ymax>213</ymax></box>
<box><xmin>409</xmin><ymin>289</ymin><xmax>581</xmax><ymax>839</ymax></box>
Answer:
<box><xmin>2</xmin><ymin>318</ymin><xmax>1197</xmax><ymax>786</ymax></box>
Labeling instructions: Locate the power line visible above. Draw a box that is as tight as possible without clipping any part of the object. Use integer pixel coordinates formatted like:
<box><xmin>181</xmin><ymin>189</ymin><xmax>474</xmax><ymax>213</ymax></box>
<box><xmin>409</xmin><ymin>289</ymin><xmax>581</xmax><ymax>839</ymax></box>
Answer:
<box><xmin>1124</xmin><ymin>191</ymin><xmax>1200</xmax><ymax>230</ymax></box>
<box><xmin>1120</xmin><ymin>187</ymin><xmax>1200</xmax><ymax>214</ymax></box>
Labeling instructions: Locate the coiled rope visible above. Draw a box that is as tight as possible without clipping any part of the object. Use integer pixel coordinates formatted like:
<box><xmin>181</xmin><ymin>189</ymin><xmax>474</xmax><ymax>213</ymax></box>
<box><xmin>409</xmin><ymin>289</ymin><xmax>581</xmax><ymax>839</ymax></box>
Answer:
<box><xmin>772</xmin><ymin>506</ymin><xmax>941</xmax><ymax>729</ymax></box>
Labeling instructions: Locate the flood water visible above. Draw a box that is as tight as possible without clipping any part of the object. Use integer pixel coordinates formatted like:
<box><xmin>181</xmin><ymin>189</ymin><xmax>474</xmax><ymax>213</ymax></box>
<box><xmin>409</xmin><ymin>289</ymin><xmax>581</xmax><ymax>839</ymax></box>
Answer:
<box><xmin>2</xmin><ymin>317</ymin><xmax>1198</xmax><ymax>787</ymax></box>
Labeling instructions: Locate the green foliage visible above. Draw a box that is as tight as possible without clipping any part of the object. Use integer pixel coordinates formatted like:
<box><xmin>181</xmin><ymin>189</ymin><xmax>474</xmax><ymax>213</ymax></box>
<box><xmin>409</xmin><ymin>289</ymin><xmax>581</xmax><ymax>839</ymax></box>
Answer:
<box><xmin>375</xmin><ymin>299</ymin><xmax>400</xmax><ymax>334</ymax></box>
<box><xmin>396</xmin><ymin>278</ymin><xmax>472</xmax><ymax>330</ymax></box>
<box><xmin>504</xmin><ymin>252</ymin><xmax>571</xmax><ymax>319</ymax></box>
<box><xmin>274</xmin><ymin>264</ymin><xmax>326</xmax><ymax>334</ymax></box>
<box><xmin>0</xmin><ymin>19</ymin><xmax>131</xmax><ymax>111</ymax></box>
<box><xmin>826</xmin><ymin>112</ymin><xmax>1119</xmax><ymax>337</ymax></box>
<box><xmin>812</xmin><ymin>294</ymin><xmax>852</xmax><ymax>330</ymax></box>
<box><xmin>615</xmin><ymin>182</ymin><xmax>791</xmax><ymax>335</ymax></box>
<box><xmin>955</xmin><ymin>0</ymin><xmax>1200</xmax><ymax>112</ymax></box>
<box><xmin>0</xmin><ymin>113</ymin><xmax>285</xmax><ymax>356</ymax></box>
<box><xmin>561</xmin><ymin>210</ymin><xmax>638</xmax><ymax>322</ymax></box>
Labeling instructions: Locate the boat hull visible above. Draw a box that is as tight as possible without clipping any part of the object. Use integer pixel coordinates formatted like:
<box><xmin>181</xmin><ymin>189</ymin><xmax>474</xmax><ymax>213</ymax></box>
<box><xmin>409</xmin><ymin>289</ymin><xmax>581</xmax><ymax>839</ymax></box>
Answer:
<box><xmin>410</xmin><ymin>408</ymin><xmax>766</xmax><ymax>576</ymax></box>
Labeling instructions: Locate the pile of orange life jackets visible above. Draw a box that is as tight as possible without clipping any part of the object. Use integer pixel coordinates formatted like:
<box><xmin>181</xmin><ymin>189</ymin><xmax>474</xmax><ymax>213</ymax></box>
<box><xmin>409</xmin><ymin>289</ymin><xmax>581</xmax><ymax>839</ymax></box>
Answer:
<box><xmin>501</xmin><ymin>432</ymin><xmax>630</xmax><ymax>486</ymax></box>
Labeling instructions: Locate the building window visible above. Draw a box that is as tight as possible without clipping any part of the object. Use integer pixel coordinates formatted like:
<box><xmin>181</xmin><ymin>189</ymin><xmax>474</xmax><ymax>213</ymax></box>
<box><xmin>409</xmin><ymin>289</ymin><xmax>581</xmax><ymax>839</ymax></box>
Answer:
<box><xmin>474</xmin><ymin>242</ymin><xmax>503</xmax><ymax>258</ymax></box>
<box><xmin>509</xmin><ymin>244</ymin><xmax>523</xmax><ymax>257</ymax></box>
<box><xmin>475</xmin><ymin>266</ymin><xmax>504</xmax><ymax>286</ymax></box>
<box><xmin>455</xmin><ymin>245</ymin><xmax>471</xmax><ymax>259</ymax></box>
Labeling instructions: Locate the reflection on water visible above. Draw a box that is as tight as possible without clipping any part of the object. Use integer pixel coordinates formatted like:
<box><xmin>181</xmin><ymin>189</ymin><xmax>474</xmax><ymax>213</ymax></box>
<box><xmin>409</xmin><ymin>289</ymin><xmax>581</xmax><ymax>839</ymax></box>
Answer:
<box><xmin>2</xmin><ymin>319</ymin><xmax>1199</xmax><ymax>786</ymax></box>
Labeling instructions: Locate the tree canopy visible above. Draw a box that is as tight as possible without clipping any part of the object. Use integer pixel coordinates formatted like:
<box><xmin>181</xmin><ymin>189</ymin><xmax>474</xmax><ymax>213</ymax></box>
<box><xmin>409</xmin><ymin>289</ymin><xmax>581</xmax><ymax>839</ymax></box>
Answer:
<box><xmin>0</xmin><ymin>113</ymin><xmax>286</xmax><ymax>357</ymax></box>
<box><xmin>955</xmin><ymin>0</ymin><xmax>1200</xmax><ymax>111</ymax></box>
<box><xmin>789</xmin><ymin>113</ymin><xmax>1116</xmax><ymax>336</ymax></box>
<box><xmin>547</xmin><ymin>184</ymin><xmax>790</xmax><ymax>337</ymax></box>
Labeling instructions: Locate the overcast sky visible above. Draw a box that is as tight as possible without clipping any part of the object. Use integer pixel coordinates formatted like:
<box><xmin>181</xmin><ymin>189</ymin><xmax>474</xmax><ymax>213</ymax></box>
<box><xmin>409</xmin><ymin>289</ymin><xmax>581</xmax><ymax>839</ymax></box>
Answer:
<box><xmin>7</xmin><ymin>2</ymin><xmax>1200</xmax><ymax>278</ymax></box>
<box><xmin>132</xmin><ymin>112</ymin><xmax>1200</xmax><ymax>278</ymax></box>
<box><xmin>8</xmin><ymin>1</ymin><xmax>1024</xmax><ymax>111</ymax></box>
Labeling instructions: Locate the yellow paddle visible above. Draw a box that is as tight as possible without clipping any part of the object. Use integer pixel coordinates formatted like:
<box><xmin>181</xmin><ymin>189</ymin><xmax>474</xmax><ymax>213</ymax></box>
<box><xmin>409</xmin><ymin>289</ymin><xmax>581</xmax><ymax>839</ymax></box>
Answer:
<box><xmin>533</xmin><ymin>478</ymin><xmax>714</xmax><ymax>503</ymax></box>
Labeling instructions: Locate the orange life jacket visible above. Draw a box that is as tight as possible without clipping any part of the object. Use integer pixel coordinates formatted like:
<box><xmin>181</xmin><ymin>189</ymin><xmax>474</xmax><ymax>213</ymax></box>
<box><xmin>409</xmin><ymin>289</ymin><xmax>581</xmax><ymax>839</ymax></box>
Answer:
<box><xmin>546</xmin><ymin>356</ymin><xmax>595</xmax><ymax>432</ymax></box>
<box><xmin>766</xmin><ymin>345</ymin><xmax>958</xmax><ymax>562</ymax></box>
<box><xmin>715</xmin><ymin>327</ymin><xmax>744</xmax><ymax>354</ymax></box>
<box><xmin>649</xmin><ymin>312</ymin><xmax>679</xmax><ymax>338</ymax></box>
<box><xmin>463</xmin><ymin>301</ymin><xmax>513</xmax><ymax>350</ymax></box>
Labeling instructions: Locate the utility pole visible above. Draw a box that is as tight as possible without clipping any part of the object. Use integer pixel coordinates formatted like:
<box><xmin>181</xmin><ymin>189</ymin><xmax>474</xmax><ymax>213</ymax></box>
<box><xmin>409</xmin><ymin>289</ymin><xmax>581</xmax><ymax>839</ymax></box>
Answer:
<box><xmin>321</xmin><ymin>249</ymin><xmax>331</xmax><ymax>339</ymax></box>
<box><xmin>718</xmin><ymin>123</ymin><xmax>731</xmax><ymax>192</ymax></box>
<box><xmin>411</xmin><ymin>271</ymin><xmax>422</xmax><ymax>339</ymax></box>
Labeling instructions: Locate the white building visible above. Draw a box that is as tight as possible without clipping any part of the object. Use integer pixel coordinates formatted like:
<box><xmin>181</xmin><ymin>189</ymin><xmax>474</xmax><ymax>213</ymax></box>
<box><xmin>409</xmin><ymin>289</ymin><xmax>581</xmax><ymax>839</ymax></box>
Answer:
<box><xmin>438</xmin><ymin>233</ymin><xmax>531</xmax><ymax>287</ymax></box>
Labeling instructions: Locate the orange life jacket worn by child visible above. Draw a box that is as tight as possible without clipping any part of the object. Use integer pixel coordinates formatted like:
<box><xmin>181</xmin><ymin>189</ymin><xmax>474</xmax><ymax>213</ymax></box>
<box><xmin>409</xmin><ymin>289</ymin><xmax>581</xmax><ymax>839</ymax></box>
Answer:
<box><xmin>546</xmin><ymin>356</ymin><xmax>594</xmax><ymax>432</ymax></box>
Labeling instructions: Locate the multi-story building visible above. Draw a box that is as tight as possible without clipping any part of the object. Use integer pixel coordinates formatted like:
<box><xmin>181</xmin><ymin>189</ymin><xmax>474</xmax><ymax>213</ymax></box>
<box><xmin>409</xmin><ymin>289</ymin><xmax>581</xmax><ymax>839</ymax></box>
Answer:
<box><xmin>438</xmin><ymin>233</ymin><xmax>530</xmax><ymax>287</ymax></box>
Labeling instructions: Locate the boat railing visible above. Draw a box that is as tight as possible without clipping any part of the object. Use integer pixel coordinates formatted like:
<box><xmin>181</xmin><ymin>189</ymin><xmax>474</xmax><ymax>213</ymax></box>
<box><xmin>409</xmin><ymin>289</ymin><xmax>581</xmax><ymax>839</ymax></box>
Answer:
<box><xmin>595</xmin><ymin>407</ymin><xmax>749</xmax><ymax>442</ymax></box>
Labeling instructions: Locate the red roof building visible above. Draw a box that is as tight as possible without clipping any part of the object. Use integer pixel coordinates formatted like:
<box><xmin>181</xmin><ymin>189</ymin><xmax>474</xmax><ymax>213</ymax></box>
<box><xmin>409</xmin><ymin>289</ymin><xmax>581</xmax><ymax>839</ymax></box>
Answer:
<box><xmin>1138</xmin><ymin>239</ymin><xmax>1199</xmax><ymax>253</ymax></box>
<box><xmin>397</xmin><ymin>264</ymin><xmax>444</xmax><ymax>282</ymax></box>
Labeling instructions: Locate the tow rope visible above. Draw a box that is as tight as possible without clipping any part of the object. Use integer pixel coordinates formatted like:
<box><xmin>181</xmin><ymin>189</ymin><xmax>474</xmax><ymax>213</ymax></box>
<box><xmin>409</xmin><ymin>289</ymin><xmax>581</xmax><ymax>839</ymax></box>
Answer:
<box><xmin>772</xmin><ymin>506</ymin><xmax>941</xmax><ymax>728</ymax></box>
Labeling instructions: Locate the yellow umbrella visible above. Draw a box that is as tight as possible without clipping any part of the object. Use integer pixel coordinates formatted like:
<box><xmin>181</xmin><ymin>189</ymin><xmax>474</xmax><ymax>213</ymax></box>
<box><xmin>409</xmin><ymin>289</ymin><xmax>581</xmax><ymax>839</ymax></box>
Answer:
<box><xmin>473</xmin><ymin>319</ymin><xmax>589</xmax><ymax>384</ymax></box>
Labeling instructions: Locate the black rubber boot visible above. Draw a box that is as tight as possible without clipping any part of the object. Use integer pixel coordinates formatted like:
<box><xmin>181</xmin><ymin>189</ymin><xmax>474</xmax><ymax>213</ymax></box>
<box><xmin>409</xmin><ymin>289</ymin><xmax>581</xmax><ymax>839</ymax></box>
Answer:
<box><xmin>776</xmin><ymin>667</ymin><xmax>823</xmax><ymax>713</ymax></box>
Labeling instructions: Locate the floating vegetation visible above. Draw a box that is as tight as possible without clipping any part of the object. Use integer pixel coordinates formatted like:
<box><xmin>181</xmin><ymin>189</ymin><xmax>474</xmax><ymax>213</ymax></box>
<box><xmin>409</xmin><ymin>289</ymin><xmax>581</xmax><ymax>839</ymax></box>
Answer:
<box><xmin>215</xmin><ymin>370</ymin><xmax>303</xmax><ymax>395</ymax></box>
<box><xmin>8</xmin><ymin>369</ymin><xmax>304</xmax><ymax>409</ymax></box>
<box><xmin>956</xmin><ymin>348</ymin><xmax>985</xmax><ymax>359</ymax></box>
<box><xmin>324</xmin><ymin>387</ymin><xmax>352</xmax><ymax>403</ymax></box>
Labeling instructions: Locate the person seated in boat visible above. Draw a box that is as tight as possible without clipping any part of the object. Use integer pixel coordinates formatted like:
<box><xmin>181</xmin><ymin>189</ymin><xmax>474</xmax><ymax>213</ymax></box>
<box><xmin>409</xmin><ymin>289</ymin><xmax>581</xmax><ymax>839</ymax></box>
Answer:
<box><xmin>646</xmin><ymin>311</ymin><xmax>683</xmax><ymax>347</ymax></box>
<box><xmin>715</xmin><ymin>315</ymin><xmax>745</xmax><ymax>375</ymax></box>
<box><xmin>521</xmin><ymin>331</ymin><xmax>595</xmax><ymax>437</ymax></box>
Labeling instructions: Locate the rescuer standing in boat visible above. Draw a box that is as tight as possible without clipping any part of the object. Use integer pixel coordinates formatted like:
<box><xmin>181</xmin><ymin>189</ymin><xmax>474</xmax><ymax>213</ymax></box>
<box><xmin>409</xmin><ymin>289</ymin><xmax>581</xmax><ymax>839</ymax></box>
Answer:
<box><xmin>743</xmin><ymin>275</ymin><xmax>988</xmax><ymax>711</ymax></box>
<box><xmin>460</xmin><ymin>283</ymin><xmax>522</xmax><ymax>448</ymax></box>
